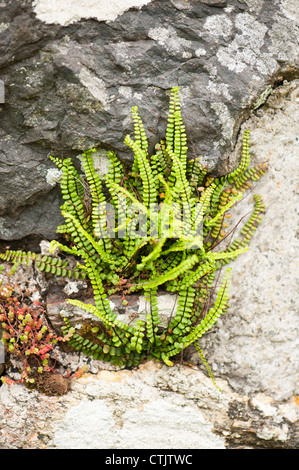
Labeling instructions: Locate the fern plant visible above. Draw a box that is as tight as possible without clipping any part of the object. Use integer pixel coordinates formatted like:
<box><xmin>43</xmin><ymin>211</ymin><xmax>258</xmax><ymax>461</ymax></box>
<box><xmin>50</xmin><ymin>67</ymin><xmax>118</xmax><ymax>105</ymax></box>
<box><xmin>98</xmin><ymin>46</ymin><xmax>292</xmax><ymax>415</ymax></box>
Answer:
<box><xmin>0</xmin><ymin>87</ymin><xmax>267</xmax><ymax>371</ymax></box>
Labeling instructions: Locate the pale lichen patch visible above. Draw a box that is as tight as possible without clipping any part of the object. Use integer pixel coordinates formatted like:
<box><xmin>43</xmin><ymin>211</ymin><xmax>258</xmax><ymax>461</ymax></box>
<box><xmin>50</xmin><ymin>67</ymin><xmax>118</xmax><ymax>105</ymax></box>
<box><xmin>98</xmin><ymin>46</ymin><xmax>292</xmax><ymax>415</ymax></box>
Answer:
<box><xmin>33</xmin><ymin>0</ymin><xmax>153</xmax><ymax>25</ymax></box>
<box><xmin>0</xmin><ymin>23</ymin><xmax>9</xmax><ymax>33</ymax></box>
<box><xmin>208</xmin><ymin>81</ymin><xmax>233</xmax><ymax>101</ymax></box>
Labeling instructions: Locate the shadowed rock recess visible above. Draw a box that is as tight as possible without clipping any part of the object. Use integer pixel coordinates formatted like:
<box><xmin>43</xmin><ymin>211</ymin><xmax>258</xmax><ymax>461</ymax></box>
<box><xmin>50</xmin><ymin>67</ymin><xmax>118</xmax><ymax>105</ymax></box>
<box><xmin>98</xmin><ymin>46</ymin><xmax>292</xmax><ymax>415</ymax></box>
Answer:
<box><xmin>0</xmin><ymin>0</ymin><xmax>298</xmax><ymax>240</ymax></box>
<box><xmin>0</xmin><ymin>0</ymin><xmax>298</xmax><ymax>450</ymax></box>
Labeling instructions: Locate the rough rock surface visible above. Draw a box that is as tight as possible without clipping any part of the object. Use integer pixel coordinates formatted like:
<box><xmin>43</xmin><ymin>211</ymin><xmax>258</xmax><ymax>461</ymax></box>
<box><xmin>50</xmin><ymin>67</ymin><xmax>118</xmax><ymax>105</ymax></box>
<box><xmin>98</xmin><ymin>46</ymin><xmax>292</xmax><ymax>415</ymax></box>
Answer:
<box><xmin>0</xmin><ymin>0</ymin><xmax>298</xmax><ymax>239</ymax></box>
<box><xmin>199</xmin><ymin>80</ymin><xmax>299</xmax><ymax>404</ymax></box>
<box><xmin>0</xmin><ymin>79</ymin><xmax>298</xmax><ymax>449</ymax></box>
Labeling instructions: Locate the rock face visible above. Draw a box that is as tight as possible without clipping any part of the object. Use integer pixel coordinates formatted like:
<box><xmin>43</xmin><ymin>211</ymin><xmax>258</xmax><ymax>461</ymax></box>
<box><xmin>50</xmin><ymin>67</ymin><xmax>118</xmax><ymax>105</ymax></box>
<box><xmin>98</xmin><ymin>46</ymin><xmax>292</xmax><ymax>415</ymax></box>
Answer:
<box><xmin>0</xmin><ymin>362</ymin><xmax>298</xmax><ymax>449</ymax></box>
<box><xmin>0</xmin><ymin>79</ymin><xmax>298</xmax><ymax>449</ymax></box>
<box><xmin>0</xmin><ymin>0</ymin><xmax>298</xmax><ymax>240</ymax></box>
<box><xmin>200</xmin><ymin>80</ymin><xmax>299</xmax><ymax>404</ymax></box>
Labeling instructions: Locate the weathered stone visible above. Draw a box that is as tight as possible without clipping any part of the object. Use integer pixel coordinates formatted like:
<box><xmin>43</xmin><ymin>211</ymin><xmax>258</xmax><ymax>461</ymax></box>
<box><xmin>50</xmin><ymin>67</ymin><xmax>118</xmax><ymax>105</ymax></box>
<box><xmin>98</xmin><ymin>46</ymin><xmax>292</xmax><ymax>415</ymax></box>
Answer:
<box><xmin>0</xmin><ymin>361</ymin><xmax>297</xmax><ymax>449</ymax></box>
<box><xmin>0</xmin><ymin>81</ymin><xmax>298</xmax><ymax>448</ymax></box>
<box><xmin>0</xmin><ymin>5</ymin><xmax>298</xmax><ymax>451</ymax></box>
<box><xmin>195</xmin><ymin>80</ymin><xmax>299</xmax><ymax>403</ymax></box>
<box><xmin>0</xmin><ymin>0</ymin><xmax>298</xmax><ymax>240</ymax></box>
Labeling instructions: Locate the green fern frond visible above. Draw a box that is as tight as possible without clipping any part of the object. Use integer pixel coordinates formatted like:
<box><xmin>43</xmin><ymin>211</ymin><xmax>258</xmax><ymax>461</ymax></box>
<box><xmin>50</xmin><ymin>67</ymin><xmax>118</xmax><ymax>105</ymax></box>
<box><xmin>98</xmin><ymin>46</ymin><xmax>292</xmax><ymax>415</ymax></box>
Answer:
<box><xmin>49</xmin><ymin>157</ymin><xmax>86</xmax><ymax>228</ymax></box>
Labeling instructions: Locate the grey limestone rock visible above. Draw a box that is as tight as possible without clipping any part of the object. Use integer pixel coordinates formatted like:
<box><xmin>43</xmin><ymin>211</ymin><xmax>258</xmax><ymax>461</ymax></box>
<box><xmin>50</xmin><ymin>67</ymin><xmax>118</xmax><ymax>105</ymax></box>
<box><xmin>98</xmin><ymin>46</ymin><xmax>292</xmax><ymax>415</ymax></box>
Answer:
<box><xmin>0</xmin><ymin>80</ymin><xmax>298</xmax><ymax>449</ymax></box>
